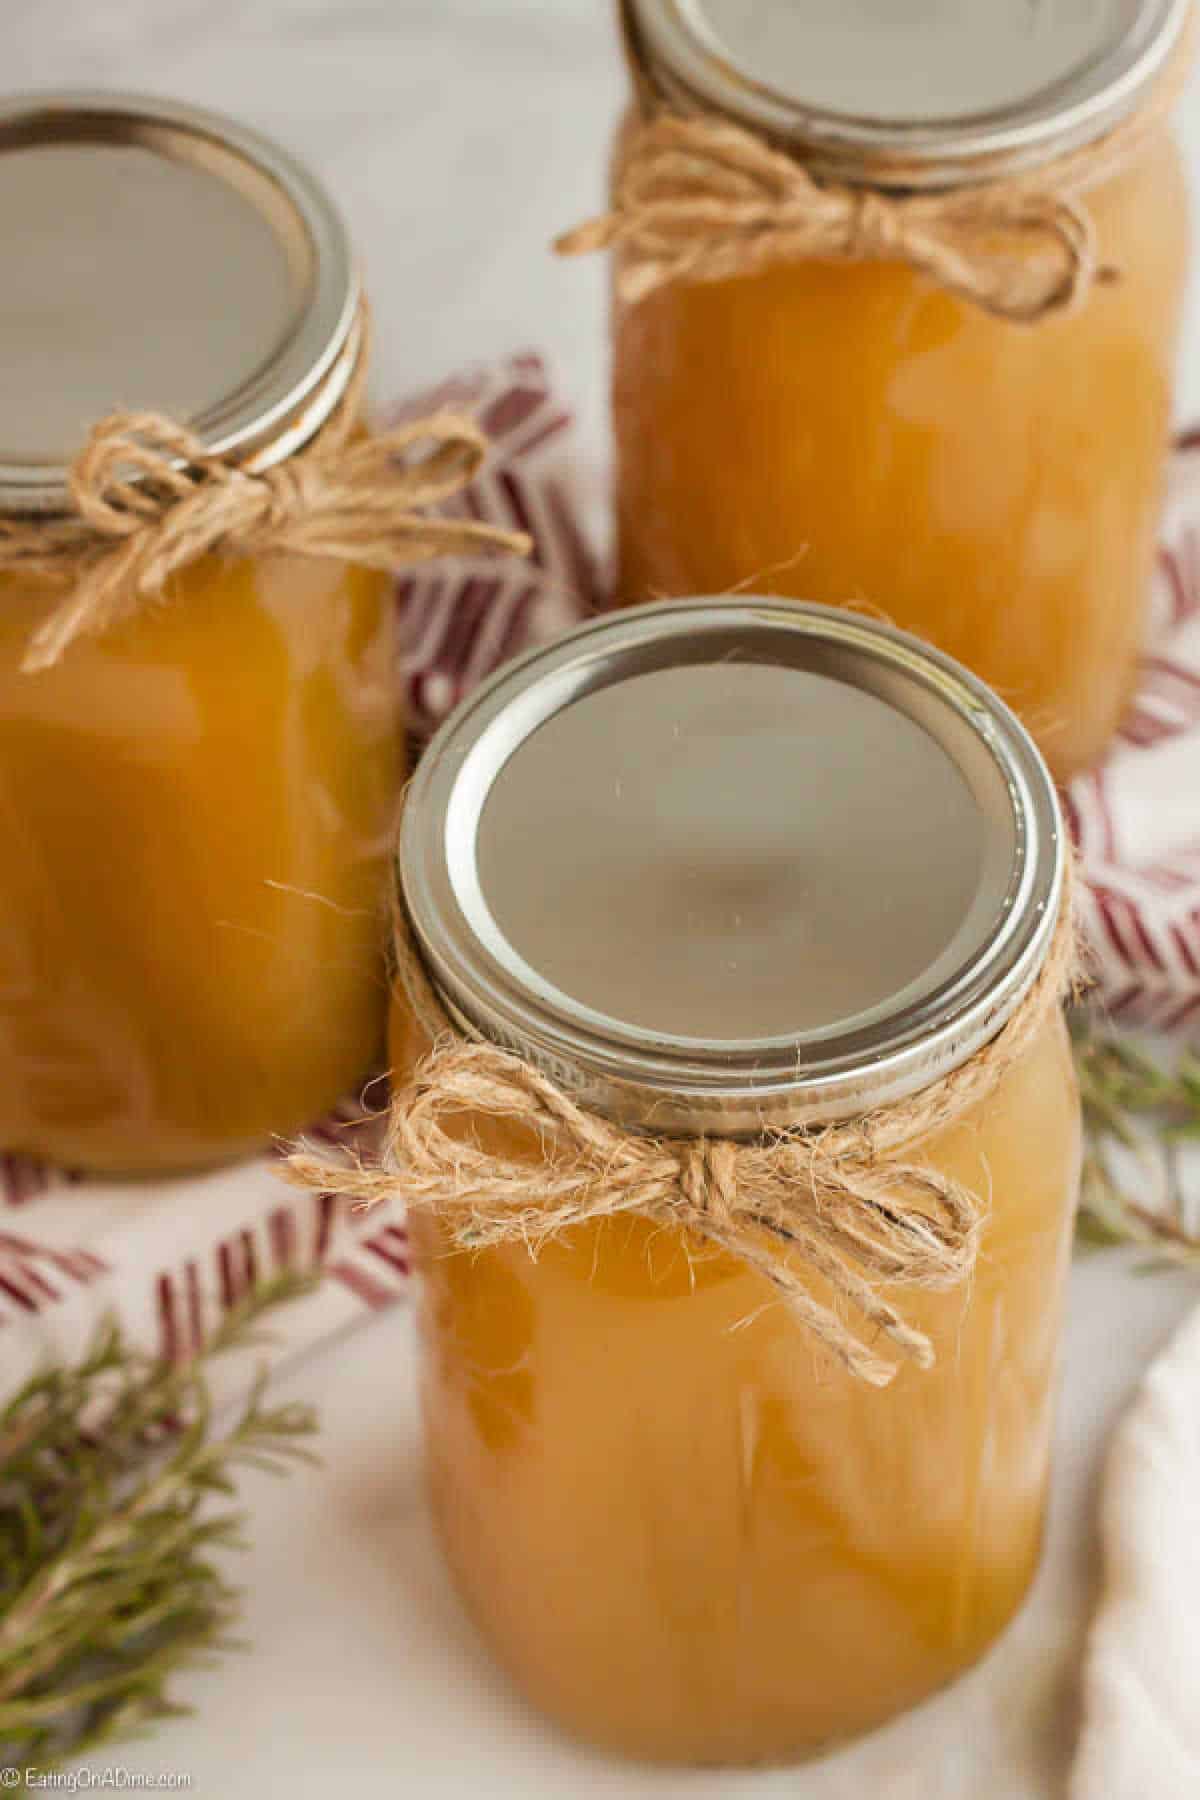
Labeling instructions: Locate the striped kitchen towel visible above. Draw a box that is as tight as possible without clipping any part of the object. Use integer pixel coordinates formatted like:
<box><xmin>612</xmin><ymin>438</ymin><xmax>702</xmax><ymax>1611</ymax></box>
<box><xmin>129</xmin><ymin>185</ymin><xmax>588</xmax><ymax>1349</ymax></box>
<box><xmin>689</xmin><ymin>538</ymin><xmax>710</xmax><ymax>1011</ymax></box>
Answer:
<box><xmin>1068</xmin><ymin>437</ymin><xmax>1200</xmax><ymax>1031</ymax></box>
<box><xmin>0</xmin><ymin>1104</ymin><xmax>406</xmax><ymax>1409</ymax></box>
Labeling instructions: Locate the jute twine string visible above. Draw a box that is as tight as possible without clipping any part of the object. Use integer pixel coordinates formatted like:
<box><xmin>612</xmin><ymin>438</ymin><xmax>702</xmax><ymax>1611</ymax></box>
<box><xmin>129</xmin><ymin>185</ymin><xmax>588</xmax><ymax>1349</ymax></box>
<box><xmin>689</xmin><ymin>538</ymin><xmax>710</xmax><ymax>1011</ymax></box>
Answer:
<box><xmin>286</xmin><ymin>866</ymin><xmax>1078</xmax><ymax>1389</ymax></box>
<box><xmin>555</xmin><ymin>2</ymin><xmax>1195</xmax><ymax>320</ymax></box>
<box><xmin>0</xmin><ymin>301</ymin><xmax>530</xmax><ymax>673</ymax></box>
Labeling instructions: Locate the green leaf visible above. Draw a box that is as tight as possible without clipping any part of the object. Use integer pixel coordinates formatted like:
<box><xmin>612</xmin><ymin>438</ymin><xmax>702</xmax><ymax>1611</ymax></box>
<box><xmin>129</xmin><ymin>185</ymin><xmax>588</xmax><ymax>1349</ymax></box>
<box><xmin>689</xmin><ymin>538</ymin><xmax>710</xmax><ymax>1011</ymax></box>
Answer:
<box><xmin>0</xmin><ymin>1272</ymin><xmax>319</xmax><ymax>1769</ymax></box>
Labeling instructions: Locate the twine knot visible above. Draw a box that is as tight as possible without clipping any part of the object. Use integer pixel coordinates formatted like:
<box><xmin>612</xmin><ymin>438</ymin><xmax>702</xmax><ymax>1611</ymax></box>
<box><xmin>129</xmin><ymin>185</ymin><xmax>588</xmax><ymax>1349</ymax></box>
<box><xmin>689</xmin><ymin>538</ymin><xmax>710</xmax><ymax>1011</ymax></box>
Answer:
<box><xmin>256</xmin><ymin>459</ymin><xmax>320</xmax><ymax>533</ymax></box>
<box><xmin>679</xmin><ymin>1139</ymin><xmax>738</xmax><ymax>1224</ymax></box>
<box><xmin>848</xmin><ymin>190</ymin><xmax>906</xmax><ymax>264</ymax></box>
<box><xmin>0</xmin><ymin>303</ymin><xmax>531</xmax><ymax>672</ymax></box>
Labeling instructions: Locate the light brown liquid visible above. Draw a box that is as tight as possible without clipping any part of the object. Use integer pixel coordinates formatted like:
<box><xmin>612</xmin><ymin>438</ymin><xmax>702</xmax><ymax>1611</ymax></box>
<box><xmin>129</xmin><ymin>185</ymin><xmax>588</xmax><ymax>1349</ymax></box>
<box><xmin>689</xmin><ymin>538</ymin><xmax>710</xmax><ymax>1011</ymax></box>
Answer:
<box><xmin>391</xmin><ymin>999</ymin><xmax>1081</xmax><ymax>1764</ymax></box>
<box><xmin>614</xmin><ymin>132</ymin><xmax>1190</xmax><ymax>781</ymax></box>
<box><xmin>0</xmin><ymin>551</ymin><xmax>400</xmax><ymax>1173</ymax></box>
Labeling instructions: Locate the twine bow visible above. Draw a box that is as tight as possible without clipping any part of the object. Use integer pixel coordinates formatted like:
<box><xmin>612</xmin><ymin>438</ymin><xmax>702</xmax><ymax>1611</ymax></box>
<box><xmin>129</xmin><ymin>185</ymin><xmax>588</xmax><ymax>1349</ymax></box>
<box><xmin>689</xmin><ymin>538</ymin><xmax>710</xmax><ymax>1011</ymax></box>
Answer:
<box><xmin>557</xmin><ymin>113</ymin><xmax>1106</xmax><ymax>322</ymax></box>
<box><xmin>2</xmin><ymin>404</ymin><xmax>530</xmax><ymax>673</ymax></box>
<box><xmin>286</xmin><ymin>873</ymin><xmax>1077</xmax><ymax>1389</ymax></box>
<box><xmin>556</xmin><ymin>2</ymin><xmax>1195</xmax><ymax>321</ymax></box>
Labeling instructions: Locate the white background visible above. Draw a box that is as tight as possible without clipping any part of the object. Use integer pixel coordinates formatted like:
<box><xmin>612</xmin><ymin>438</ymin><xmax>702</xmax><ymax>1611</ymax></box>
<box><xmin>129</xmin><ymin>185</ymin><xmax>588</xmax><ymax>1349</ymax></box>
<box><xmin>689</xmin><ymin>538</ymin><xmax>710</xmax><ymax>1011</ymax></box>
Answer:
<box><xmin>9</xmin><ymin>5</ymin><xmax>1200</xmax><ymax>1796</ymax></box>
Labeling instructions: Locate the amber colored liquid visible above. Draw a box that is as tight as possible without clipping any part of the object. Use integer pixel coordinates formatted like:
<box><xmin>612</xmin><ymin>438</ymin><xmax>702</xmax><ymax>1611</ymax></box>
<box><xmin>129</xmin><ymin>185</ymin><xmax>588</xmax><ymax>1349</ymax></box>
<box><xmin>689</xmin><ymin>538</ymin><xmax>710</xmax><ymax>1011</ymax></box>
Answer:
<box><xmin>391</xmin><ymin>999</ymin><xmax>1081</xmax><ymax>1765</ymax></box>
<box><xmin>614</xmin><ymin>132</ymin><xmax>1190</xmax><ymax>782</ymax></box>
<box><xmin>0</xmin><ymin>552</ymin><xmax>400</xmax><ymax>1173</ymax></box>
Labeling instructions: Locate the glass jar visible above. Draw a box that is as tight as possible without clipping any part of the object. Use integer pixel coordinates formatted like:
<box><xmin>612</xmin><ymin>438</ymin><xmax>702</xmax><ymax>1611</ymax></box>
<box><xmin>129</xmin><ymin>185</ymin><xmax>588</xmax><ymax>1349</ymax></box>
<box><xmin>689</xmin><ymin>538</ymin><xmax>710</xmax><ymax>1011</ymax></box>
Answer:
<box><xmin>391</xmin><ymin>599</ymin><xmax>1082</xmax><ymax>1765</ymax></box>
<box><xmin>607</xmin><ymin>0</ymin><xmax>1192</xmax><ymax>782</ymax></box>
<box><xmin>0</xmin><ymin>96</ymin><xmax>401</xmax><ymax>1173</ymax></box>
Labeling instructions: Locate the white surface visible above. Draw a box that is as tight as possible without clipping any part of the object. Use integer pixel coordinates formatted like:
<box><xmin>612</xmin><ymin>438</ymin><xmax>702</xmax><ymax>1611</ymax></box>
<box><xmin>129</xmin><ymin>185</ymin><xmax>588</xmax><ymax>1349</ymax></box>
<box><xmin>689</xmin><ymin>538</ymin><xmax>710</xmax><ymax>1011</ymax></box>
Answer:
<box><xmin>7</xmin><ymin>3</ymin><xmax>1200</xmax><ymax>1794</ymax></box>
<box><xmin>1070</xmin><ymin>1300</ymin><xmax>1200</xmax><ymax>1800</ymax></box>
<box><xmin>58</xmin><ymin>1257</ymin><xmax>1200</xmax><ymax>1800</ymax></box>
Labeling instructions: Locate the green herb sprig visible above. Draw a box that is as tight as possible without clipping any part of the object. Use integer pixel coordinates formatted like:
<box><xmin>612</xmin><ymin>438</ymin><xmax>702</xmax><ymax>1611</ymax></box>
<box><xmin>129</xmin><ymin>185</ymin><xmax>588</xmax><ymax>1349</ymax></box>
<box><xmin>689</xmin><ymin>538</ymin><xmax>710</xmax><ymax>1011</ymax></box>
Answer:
<box><xmin>0</xmin><ymin>1275</ymin><xmax>319</xmax><ymax>1773</ymax></box>
<box><xmin>1074</xmin><ymin>1025</ymin><xmax>1200</xmax><ymax>1267</ymax></box>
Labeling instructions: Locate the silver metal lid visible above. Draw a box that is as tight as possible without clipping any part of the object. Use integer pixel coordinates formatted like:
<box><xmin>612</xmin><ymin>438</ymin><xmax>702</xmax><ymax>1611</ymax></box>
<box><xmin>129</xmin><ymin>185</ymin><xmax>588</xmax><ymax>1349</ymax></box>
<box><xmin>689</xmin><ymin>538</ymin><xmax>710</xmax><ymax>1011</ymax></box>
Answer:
<box><xmin>630</xmin><ymin>0</ymin><xmax>1189</xmax><ymax>183</ymax></box>
<box><xmin>0</xmin><ymin>92</ymin><xmax>358</xmax><ymax>514</ymax></box>
<box><xmin>400</xmin><ymin>599</ymin><xmax>1064</xmax><ymax>1136</ymax></box>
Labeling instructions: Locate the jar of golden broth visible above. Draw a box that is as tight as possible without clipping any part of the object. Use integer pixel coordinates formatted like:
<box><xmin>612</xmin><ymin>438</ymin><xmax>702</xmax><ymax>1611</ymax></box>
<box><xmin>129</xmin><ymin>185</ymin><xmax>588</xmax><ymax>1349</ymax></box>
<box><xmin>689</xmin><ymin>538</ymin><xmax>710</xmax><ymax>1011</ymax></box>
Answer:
<box><xmin>0</xmin><ymin>94</ymin><xmax>518</xmax><ymax>1175</ymax></box>
<box><xmin>381</xmin><ymin>599</ymin><xmax>1081</xmax><ymax>1765</ymax></box>
<box><xmin>562</xmin><ymin>0</ymin><xmax>1194</xmax><ymax>781</ymax></box>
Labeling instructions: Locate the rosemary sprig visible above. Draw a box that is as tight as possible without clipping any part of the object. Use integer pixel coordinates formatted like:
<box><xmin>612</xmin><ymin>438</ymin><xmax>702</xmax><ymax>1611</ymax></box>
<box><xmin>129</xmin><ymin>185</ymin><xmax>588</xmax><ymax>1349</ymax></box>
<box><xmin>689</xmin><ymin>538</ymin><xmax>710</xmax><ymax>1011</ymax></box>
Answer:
<box><xmin>1073</xmin><ymin>1025</ymin><xmax>1200</xmax><ymax>1268</ymax></box>
<box><xmin>0</xmin><ymin>1274</ymin><xmax>319</xmax><ymax>1773</ymax></box>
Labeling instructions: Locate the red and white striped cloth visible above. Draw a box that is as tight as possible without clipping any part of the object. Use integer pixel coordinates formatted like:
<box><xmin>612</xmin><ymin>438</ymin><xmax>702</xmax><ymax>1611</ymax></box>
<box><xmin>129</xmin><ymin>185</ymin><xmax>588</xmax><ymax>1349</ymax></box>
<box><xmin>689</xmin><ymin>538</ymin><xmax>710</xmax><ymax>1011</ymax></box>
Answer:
<box><xmin>0</xmin><ymin>1107</ymin><xmax>406</xmax><ymax>1410</ymax></box>
<box><xmin>1069</xmin><ymin>437</ymin><xmax>1200</xmax><ymax>1032</ymax></box>
<box><xmin>3</xmin><ymin>353</ymin><xmax>1198</xmax><ymax>1395</ymax></box>
<box><xmin>391</xmin><ymin>353</ymin><xmax>604</xmax><ymax>738</ymax></box>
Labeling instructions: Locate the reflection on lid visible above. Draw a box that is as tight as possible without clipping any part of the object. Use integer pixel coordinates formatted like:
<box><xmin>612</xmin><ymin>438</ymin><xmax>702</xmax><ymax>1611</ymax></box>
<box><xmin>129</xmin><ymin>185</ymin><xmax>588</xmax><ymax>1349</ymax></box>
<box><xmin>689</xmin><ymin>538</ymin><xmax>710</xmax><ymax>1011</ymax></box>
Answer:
<box><xmin>0</xmin><ymin>143</ymin><xmax>298</xmax><ymax>465</ymax></box>
<box><xmin>478</xmin><ymin>662</ymin><xmax>987</xmax><ymax>1044</ymax></box>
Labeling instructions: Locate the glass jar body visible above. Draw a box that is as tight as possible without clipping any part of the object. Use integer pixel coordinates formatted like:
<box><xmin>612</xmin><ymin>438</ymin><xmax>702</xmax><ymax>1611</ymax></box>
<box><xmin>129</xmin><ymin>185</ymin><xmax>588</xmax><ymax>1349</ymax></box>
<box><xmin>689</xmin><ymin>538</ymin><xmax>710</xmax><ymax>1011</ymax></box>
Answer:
<box><xmin>392</xmin><ymin>1000</ymin><xmax>1081</xmax><ymax>1765</ymax></box>
<box><xmin>613</xmin><ymin>127</ymin><xmax>1190</xmax><ymax>781</ymax></box>
<box><xmin>0</xmin><ymin>548</ymin><xmax>400</xmax><ymax>1174</ymax></box>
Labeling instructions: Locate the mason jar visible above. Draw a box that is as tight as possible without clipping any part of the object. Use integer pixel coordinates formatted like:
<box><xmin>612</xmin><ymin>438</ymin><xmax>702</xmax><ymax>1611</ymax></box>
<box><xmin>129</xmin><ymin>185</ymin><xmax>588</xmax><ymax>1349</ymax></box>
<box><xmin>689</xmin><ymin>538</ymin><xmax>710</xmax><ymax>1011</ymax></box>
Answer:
<box><xmin>0</xmin><ymin>94</ymin><xmax>400</xmax><ymax>1172</ymax></box>
<box><xmin>389</xmin><ymin>598</ymin><xmax>1082</xmax><ymax>1764</ymax></box>
<box><xmin>600</xmin><ymin>0</ymin><xmax>1192</xmax><ymax>781</ymax></box>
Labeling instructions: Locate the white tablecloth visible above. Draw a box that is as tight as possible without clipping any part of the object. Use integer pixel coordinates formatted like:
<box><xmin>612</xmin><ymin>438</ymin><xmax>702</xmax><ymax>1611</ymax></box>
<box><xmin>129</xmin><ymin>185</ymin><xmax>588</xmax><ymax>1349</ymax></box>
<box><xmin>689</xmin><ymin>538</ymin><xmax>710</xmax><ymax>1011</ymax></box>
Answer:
<box><xmin>10</xmin><ymin>4</ymin><xmax>1200</xmax><ymax>1794</ymax></box>
<box><xmin>52</xmin><ymin>1258</ymin><xmax>1200</xmax><ymax>1800</ymax></box>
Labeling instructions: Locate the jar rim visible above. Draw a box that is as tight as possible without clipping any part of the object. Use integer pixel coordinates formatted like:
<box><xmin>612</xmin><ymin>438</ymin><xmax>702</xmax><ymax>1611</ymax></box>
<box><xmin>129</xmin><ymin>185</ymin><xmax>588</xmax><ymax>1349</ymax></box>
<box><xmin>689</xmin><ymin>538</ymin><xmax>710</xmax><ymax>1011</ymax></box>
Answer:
<box><xmin>0</xmin><ymin>90</ymin><xmax>358</xmax><ymax>515</ymax></box>
<box><xmin>627</xmin><ymin>0</ymin><xmax>1189</xmax><ymax>187</ymax></box>
<box><xmin>399</xmin><ymin>599</ymin><xmax>1065</xmax><ymax>1136</ymax></box>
